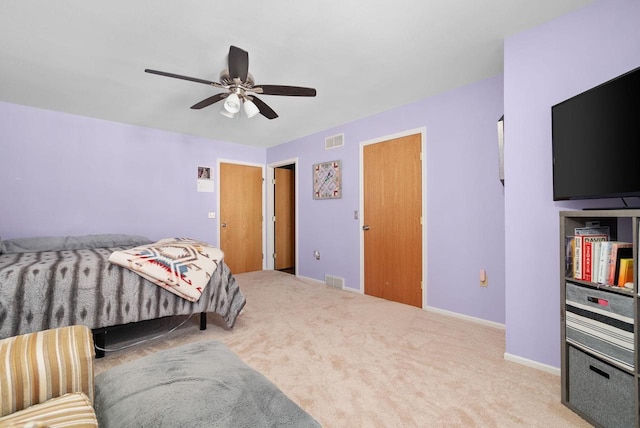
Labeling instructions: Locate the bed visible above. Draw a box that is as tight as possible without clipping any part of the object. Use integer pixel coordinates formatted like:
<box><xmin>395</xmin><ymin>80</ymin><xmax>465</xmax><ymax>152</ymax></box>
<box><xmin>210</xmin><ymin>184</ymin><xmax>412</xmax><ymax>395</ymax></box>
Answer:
<box><xmin>0</xmin><ymin>234</ymin><xmax>246</xmax><ymax>355</ymax></box>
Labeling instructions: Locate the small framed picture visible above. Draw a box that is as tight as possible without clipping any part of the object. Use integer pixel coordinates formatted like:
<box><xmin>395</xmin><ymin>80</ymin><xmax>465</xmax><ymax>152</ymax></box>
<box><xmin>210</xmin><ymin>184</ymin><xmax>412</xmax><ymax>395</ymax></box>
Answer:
<box><xmin>198</xmin><ymin>166</ymin><xmax>211</xmax><ymax>179</ymax></box>
<box><xmin>313</xmin><ymin>160</ymin><xmax>341</xmax><ymax>199</ymax></box>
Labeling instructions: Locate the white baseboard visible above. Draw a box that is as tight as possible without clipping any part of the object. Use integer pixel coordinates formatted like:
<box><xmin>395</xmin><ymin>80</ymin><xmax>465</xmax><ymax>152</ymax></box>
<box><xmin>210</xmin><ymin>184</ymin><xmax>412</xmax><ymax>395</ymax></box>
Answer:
<box><xmin>425</xmin><ymin>306</ymin><xmax>505</xmax><ymax>330</ymax></box>
<box><xmin>295</xmin><ymin>275</ymin><xmax>325</xmax><ymax>285</ymax></box>
<box><xmin>504</xmin><ymin>352</ymin><xmax>560</xmax><ymax>376</ymax></box>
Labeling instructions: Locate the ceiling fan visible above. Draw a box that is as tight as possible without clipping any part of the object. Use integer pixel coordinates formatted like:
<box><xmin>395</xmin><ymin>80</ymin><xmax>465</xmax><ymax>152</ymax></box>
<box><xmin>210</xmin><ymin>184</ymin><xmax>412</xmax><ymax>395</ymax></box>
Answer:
<box><xmin>145</xmin><ymin>46</ymin><xmax>316</xmax><ymax>120</ymax></box>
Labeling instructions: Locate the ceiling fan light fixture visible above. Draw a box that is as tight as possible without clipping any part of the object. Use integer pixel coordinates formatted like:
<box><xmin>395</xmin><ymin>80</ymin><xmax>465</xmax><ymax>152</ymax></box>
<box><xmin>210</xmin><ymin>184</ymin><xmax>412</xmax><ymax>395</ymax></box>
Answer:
<box><xmin>244</xmin><ymin>99</ymin><xmax>260</xmax><ymax>118</ymax></box>
<box><xmin>146</xmin><ymin>45</ymin><xmax>317</xmax><ymax>121</ymax></box>
<box><xmin>223</xmin><ymin>93</ymin><xmax>241</xmax><ymax>113</ymax></box>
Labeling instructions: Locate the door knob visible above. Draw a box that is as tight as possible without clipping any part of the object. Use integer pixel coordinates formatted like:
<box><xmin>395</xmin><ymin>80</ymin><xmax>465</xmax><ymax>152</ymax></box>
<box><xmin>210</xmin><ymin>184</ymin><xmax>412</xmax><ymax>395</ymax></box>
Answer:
<box><xmin>362</xmin><ymin>225</ymin><xmax>370</xmax><ymax>231</ymax></box>
<box><xmin>221</xmin><ymin>223</ymin><xmax>227</xmax><ymax>228</ymax></box>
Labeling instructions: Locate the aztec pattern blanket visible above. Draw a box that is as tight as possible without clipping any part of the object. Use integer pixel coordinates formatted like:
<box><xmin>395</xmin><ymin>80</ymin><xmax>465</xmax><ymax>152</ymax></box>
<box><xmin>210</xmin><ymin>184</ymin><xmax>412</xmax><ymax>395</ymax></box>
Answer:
<box><xmin>108</xmin><ymin>238</ymin><xmax>224</xmax><ymax>302</ymax></box>
<box><xmin>0</xmin><ymin>243</ymin><xmax>245</xmax><ymax>339</ymax></box>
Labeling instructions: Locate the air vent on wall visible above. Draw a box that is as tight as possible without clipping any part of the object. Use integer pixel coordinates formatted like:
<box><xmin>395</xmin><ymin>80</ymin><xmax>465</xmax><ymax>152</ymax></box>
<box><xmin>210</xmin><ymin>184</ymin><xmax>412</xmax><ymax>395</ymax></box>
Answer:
<box><xmin>325</xmin><ymin>133</ymin><xmax>344</xmax><ymax>150</ymax></box>
<box><xmin>325</xmin><ymin>274</ymin><xmax>344</xmax><ymax>289</ymax></box>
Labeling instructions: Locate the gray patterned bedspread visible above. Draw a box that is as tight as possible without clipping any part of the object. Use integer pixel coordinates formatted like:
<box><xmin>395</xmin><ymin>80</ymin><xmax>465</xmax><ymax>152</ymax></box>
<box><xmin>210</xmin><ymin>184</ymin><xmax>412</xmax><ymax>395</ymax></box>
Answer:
<box><xmin>0</xmin><ymin>246</ymin><xmax>246</xmax><ymax>339</ymax></box>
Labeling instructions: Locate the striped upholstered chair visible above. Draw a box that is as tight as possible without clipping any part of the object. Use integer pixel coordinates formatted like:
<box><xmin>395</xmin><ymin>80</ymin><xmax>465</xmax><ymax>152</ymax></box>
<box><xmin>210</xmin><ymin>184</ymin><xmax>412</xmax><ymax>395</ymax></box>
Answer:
<box><xmin>0</xmin><ymin>325</ymin><xmax>98</xmax><ymax>428</ymax></box>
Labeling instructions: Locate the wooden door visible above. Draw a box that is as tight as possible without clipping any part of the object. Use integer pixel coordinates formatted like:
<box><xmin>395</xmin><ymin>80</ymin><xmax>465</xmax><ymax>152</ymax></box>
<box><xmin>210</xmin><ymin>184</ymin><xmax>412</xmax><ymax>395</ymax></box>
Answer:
<box><xmin>220</xmin><ymin>162</ymin><xmax>263</xmax><ymax>273</ymax></box>
<box><xmin>363</xmin><ymin>133</ymin><xmax>422</xmax><ymax>307</ymax></box>
<box><xmin>275</xmin><ymin>167</ymin><xmax>295</xmax><ymax>270</ymax></box>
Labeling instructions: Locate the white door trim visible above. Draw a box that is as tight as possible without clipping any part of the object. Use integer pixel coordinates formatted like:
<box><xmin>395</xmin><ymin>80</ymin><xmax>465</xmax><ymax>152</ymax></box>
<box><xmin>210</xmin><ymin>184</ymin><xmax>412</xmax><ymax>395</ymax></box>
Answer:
<box><xmin>266</xmin><ymin>157</ymin><xmax>299</xmax><ymax>273</ymax></box>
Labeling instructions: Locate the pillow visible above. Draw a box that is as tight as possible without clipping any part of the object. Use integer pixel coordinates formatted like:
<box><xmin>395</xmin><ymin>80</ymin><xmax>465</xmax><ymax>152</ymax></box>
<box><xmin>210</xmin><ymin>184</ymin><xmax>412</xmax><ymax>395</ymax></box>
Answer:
<box><xmin>0</xmin><ymin>234</ymin><xmax>153</xmax><ymax>254</ymax></box>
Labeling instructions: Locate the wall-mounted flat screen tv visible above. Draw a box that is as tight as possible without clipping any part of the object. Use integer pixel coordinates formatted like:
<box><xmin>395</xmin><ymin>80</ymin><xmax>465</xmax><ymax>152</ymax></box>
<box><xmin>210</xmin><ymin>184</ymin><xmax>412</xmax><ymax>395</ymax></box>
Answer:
<box><xmin>552</xmin><ymin>66</ymin><xmax>640</xmax><ymax>201</ymax></box>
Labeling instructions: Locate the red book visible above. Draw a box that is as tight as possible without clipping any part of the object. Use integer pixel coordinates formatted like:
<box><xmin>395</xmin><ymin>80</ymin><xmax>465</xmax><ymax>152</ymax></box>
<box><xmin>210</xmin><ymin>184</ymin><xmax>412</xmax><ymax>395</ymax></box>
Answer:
<box><xmin>583</xmin><ymin>241</ymin><xmax>592</xmax><ymax>281</ymax></box>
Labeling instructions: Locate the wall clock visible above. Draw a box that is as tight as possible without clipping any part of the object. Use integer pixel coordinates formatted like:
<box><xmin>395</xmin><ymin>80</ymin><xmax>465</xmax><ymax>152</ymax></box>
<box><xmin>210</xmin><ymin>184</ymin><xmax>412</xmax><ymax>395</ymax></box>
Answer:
<box><xmin>313</xmin><ymin>160</ymin><xmax>342</xmax><ymax>199</ymax></box>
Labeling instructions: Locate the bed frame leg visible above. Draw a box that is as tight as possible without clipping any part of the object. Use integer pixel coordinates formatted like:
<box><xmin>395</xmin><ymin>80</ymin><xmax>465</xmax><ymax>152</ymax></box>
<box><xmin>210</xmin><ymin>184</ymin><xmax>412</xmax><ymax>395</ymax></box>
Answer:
<box><xmin>200</xmin><ymin>312</ymin><xmax>207</xmax><ymax>330</ymax></box>
<box><xmin>93</xmin><ymin>330</ymin><xmax>106</xmax><ymax>359</ymax></box>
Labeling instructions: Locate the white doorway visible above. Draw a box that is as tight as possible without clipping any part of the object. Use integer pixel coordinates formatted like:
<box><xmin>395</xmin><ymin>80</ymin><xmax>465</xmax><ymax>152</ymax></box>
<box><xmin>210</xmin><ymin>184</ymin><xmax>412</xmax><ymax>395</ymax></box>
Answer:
<box><xmin>266</xmin><ymin>158</ymin><xmax>298</xmax><ymax>273</ymax></box>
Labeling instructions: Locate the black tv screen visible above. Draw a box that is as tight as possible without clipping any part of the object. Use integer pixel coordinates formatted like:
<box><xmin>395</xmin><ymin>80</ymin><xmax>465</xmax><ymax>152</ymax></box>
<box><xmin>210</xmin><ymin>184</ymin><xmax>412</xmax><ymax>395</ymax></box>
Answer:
<box><xmin>552</xmin><ymin>66</ymin><xmax>640</xmax><ymax>201</ymax></box>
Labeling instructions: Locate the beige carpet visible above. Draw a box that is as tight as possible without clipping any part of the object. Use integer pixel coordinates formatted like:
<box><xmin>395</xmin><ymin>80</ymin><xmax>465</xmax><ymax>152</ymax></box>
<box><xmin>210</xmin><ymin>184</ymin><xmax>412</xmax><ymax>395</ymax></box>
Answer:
<box><xmin>94</xmin><ymin>270</ymin><xmax>589</xmax><ymax>427</ymax></box>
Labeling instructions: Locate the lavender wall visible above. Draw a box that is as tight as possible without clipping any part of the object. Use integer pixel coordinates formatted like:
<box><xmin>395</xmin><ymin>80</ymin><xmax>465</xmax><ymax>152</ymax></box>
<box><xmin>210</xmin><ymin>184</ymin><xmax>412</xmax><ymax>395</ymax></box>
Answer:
<box><xmin>504</xmin><ymin>0</ymin><xmax>640</xmax><ymax>367</ymax></box>
<box><xmin>0</xmin><ymin>102</ymin><xmax>265</xmax><ymax>243</ymax></box>
<box><xmin>268</xmin><ymin>75</ymin><xmax>506</xmax><ymax>324</ymax></box>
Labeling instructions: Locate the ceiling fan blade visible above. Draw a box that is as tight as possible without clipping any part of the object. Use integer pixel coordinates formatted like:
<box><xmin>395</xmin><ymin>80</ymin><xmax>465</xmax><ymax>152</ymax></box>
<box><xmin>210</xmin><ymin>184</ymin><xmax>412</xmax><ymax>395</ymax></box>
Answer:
<box><xmin>254</xmin><ymin>85</ymin><xmax>317</xmax><ymax>97</ymax></box>
<box><xmin>228</xmin><ymin>46</ymin><xmax>249</xmax><ymax>82</ymax></box>
<box><xmin>250</xmin><ymin>96</ymin><xmax>278</xmax><ymax>120</ymax></box>
<box><xmin>145</xmin><ymin>69</ymin><xmax>223</xmax><ymax>88</ymax></box>
<box><xmin>190</xmin><ymin>93</ymin><xmax>226</xmax><ymax>109</ymax></box>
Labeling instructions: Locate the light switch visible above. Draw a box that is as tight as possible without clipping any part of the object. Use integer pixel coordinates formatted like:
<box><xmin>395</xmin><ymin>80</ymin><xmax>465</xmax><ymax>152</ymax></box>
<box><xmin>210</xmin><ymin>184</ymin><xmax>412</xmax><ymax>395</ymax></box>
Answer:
<box><xmin>208</xmin><ymin>212</ymin><xmax>216</xmax><ymax>219</ymax></box>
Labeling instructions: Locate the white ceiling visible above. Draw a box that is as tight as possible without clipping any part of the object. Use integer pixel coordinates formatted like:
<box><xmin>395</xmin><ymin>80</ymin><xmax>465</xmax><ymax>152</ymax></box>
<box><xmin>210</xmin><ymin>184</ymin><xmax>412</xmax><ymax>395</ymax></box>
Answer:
<box><xmin>0</xmin><ymin>1</ymin><xmax>594</xmax><ymax>148</ymax></box>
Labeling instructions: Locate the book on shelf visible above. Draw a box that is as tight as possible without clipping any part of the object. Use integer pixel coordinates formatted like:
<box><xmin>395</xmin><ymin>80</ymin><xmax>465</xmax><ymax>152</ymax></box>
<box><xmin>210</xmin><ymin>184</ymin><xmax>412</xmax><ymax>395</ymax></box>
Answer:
<box><xmin>573</xmin><ymin>235</ymin><xmax>582</xmax><ymax>280</ymax></box>
<box><xmin>608</xmin><ymin>242</ymin><xmax>633</xmax><ymax>285</ymax></box>
<box><xmin>596</xmin><ymin>241</ymin><xmax>612</xmax><ymax>284</ymax></box>
<box><xmin>583</xmin><ymin>240</ymin><xmax>592</xmax><ymax>281</ymax></box>
<box><xmin>565</xmin><ymin>236</ymin><xmax>575</xmax><ymax>278</ymax></box>
<box><xmin>617</xmin><ymin>258</ymin><xmax>634</xmax><ymax>287</ymax></box>
<box><xmin>581</xmin><ymin>235</ymin><xmax>609</xmax><ymax>282</ymax></box>
<box><xmin>592</xmin><ymin>241</ymin><xmax>602</xmax><ymax>284</ymax></box>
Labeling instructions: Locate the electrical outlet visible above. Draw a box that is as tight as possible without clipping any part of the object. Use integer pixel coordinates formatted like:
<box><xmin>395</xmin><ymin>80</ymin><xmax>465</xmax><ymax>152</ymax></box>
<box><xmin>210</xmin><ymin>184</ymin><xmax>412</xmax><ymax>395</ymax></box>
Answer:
<box><xmin>480</xmin><ymin>269</ymin><xmax>488</xmax><ymax>287</ymax></box>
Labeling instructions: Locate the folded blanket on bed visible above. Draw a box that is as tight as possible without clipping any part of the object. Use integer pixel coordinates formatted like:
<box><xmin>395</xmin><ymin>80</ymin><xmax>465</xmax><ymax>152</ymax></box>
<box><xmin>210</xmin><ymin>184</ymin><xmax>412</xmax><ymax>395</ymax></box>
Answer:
<box><xmin>108</xmin><ymin>238</ymin><xmax>224</xmax><ymax>302</ymax></box>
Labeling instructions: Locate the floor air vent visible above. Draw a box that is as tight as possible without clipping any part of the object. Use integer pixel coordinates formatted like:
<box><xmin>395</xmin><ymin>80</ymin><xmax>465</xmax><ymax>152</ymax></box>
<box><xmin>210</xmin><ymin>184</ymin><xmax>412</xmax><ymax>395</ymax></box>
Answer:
<box><xmin>325</xmin><ymin>275</ymin><xmax>344</xmax><ymax>289</ymax></box>
<box><xmin>325</xmin><ymin>133</ymin><xmax>344</xmax><ymax>150</ymax></box>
